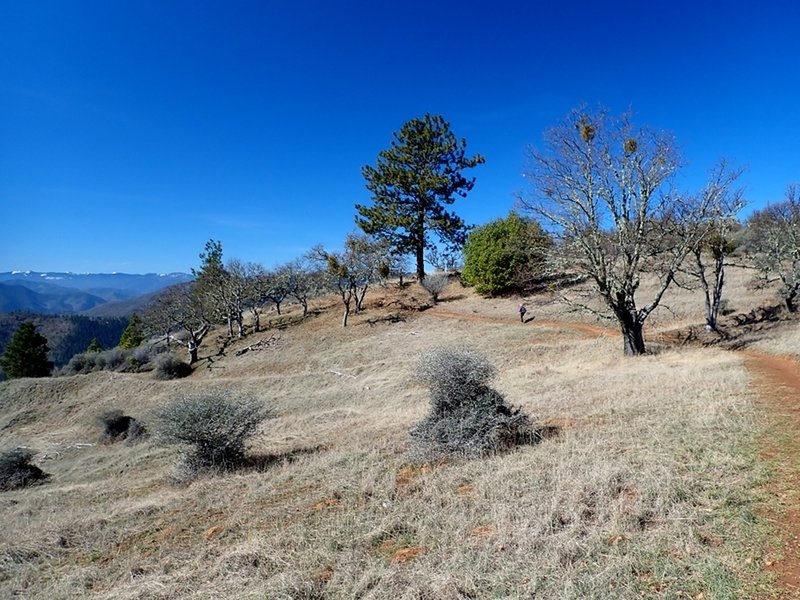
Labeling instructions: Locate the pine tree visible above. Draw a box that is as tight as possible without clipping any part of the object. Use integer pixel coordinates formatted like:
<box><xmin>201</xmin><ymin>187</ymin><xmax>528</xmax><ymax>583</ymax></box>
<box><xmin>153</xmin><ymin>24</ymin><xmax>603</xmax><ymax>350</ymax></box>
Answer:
<box><xmin>0</xmin><ymin>322</ymin><xmax>54</xmax><ymax>379</ymax></box>
<box><xmin>357</xmin><ymin>114</ymin><xmax>484</xmax><ymax>281</ymax></box>
<box><xmin>119</xmin><ymin>313</ymin><xmax>145</xmax><ymax>349</ymax></box>
<box><xmin>86</xmin><ymin>337</ymin><xmax>104</xmax><ymax>353</ymax></box>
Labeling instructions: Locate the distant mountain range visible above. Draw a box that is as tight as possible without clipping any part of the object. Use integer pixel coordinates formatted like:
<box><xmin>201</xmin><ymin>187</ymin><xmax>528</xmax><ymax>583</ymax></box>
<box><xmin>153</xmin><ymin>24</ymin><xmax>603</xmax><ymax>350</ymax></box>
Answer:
<box><xmin>0</xmin><ymin>271</ymin><xmax>193</xmax><ymax>316</ymax></box>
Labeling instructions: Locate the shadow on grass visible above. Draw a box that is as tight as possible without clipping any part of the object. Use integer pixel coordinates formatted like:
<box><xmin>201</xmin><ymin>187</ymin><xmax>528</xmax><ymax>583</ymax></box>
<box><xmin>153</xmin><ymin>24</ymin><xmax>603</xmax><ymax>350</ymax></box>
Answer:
<box><xmin>437</xmin><ymin>294</ymin><xmax>467</xmax><ymax>303</ymax></box>
<box><xmin>518</xmin><ymin>423</ymin><xmax>562</xmax><ymax>446</ymax></box>
<box><xmin>364</xmin><ymin>314</ymin><xmax>407</xmax><ymax>327</ymax></box>
<box><xmin>665</xmin><ymin>303</ymin><xmax>797</xmax><ymax>352</ymax></box>
<box><xmin>242</xmin><ymin>445</ymin><xmax>327</xmax><ymax>472</ymax></box>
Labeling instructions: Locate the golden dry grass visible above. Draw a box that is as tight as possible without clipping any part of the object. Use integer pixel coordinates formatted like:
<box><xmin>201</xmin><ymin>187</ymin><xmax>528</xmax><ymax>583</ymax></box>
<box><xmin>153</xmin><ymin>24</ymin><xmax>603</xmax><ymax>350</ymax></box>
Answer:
<box><xmin>0</xmin><ymin>270</ymin><xmax>789</xmax><ymax>599</ymax></box>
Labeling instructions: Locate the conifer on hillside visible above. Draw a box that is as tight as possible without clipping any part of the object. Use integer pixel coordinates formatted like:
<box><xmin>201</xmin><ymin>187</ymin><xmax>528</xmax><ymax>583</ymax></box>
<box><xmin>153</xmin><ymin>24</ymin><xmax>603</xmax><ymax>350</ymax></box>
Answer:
<box><xmin>0</xmin><ymin>322</ymin><xmax>53</xmax><ymax>379</ymax></box>
<box><xmin>119</xmin><ymin>313</ymin><xmax>145</xmax><ymax>349</ymax></box>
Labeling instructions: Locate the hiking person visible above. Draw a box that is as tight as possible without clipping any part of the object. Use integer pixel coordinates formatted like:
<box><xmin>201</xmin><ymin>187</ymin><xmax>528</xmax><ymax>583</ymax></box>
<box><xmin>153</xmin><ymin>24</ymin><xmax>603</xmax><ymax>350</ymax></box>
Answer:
<box><xmin>518</xmin><ymin>303</ymin><xmax>527</xmax><ymax>322</ymax></box>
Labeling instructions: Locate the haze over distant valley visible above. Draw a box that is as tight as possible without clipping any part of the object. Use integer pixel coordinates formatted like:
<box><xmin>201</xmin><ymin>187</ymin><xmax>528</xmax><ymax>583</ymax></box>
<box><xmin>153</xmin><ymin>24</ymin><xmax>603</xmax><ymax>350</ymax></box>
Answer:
<box><xmin>0</xmin><ymin>271</ymin><xmax>192</xmax><ymax>316</ymax></box>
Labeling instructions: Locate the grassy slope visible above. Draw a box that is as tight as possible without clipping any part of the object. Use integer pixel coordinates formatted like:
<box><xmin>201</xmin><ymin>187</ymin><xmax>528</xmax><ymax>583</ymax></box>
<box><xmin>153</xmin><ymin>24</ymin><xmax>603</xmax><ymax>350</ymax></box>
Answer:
<box><xmin>0</xmin><ymin>270</ymin><xmax>787</xmax><ymax>599</ymax></box>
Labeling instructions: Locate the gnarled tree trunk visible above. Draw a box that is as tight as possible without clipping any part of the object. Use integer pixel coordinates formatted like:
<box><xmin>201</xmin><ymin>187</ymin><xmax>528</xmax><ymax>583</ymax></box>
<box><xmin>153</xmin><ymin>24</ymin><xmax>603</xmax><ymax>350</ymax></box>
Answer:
<box><xmin>617</xmin><ymin>310</ymin><xmax>646</xmax><ymax>356</ymax></box>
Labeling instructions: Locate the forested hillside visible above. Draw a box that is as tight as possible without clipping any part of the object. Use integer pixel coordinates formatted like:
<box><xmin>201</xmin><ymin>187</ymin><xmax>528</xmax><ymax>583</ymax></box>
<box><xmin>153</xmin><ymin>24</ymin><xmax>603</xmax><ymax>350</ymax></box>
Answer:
<box><xmin>0</xmin><ymin>313</ymin><xmax>128</xmax><ymax>373</ymax></box>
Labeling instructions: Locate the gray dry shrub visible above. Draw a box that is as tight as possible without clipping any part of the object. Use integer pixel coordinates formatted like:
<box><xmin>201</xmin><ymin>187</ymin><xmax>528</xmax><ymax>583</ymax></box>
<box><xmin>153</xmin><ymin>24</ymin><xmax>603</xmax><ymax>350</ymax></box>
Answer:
<box><xmin>62</xmin><ymin>351</ymin><xmax>91</xmax><ymax>375</ymax></box>
<box><xmin>102</xmin><ymin>348</ymin><xmax>125</xmax><ymax>370</ymax></box>
<box><xmin>132</xmin><ymin>345</ymin><xmax>157</xmax><ymax>365</ymax></box>
<box><xmin>420</xmin><ymin>271</ymin><xmax>450</xmax><ymax>303</ymax></box>
<box><xmin>155</xmin><ymin>392</ymin><xmax>273</xmax><ymax>478</ymax></box>
<box><xmin>0</xmin><ymin>448</ymin><xmax>50</xmax><ymax>491</ymax></box>
<box><xmin>152</xmin><ymin>353</ymin><xmax>192</xmax><ymax>380</ymax></box>
<box><xmin>97</xmin><ymin>409</ymin><xmax>147</xmax><ymax>443</ymax></box>
<box><xmin>60</xmin><ymin>348</ymin><xmax>138</xmax><ymax>376</ymax></box>
<box><xmin>410</xmin><ymin>346</ymin><xmax>533</xmax><ymax>459</ymax></box>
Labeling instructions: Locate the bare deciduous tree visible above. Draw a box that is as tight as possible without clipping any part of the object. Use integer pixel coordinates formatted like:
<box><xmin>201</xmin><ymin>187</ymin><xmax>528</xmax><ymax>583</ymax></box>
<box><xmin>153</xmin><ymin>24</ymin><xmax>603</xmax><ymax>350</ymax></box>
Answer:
<box><xmin>311</xmin><ymin>233</ymin><xmax>388</xmax><ymax>327</ymax></box>
<box><xmin>520</xmin><ymin>108</ymin><xmax>737</xmax><ymax>355</ymax></box>
<box><xmin>242</xmin><ymin>262</ymin><xmax>270</xmax><ymax>333</ymax></box>
<box><xmin>144</xmin><ymin>284</ymin><xmax>211</xmax><ymax>364</ymax></box>
<box><xmin>425</xmin><ymin>244</ymin><xmax>462</xmax><ymax>274</ymax></box>
<box><xmin>225</xmin><ymin>259</ymin><xmax>249</xmax><ymax>338</ymax></box>
<box><xmin>285</xmin><ymin>258</ymin><xmax>324</xmax><ymax>317</ymax></box>
<box><xmin>685</xmin><ymin>167</ymin><xmax>745</xmax><ymax>330</ymax></box>
<box><xmin>746</xmin><ymin>185</ymin><xmax>800</xmax><ymax>312</ymax></box>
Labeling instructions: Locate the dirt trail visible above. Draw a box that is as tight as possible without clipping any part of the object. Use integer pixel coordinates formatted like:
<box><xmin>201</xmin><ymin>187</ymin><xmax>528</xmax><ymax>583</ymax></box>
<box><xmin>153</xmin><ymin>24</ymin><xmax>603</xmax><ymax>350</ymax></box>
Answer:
<box><xmin>744</xmin><ymin>350</ymin><xmax>800</xmax><ymax>598</ymax></box>
<box><xmin>425</xmin><ymin>308</ymin><xmax>617</xmax><ymax>338</ymax></box>
<box><xmin>427</xmin><ymin>307</ymin><xmax>800</xmax><ymax>596</ymax></box>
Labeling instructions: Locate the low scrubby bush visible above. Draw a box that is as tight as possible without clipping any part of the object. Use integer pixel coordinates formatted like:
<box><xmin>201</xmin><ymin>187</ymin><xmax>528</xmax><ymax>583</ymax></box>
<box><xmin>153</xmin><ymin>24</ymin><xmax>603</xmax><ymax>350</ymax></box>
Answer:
<box><xmin>0</xmin><ymin>448</ymin><xmax>50</xmax><ymax>491</ymax></box>
<box><xmin>59</xmin><ymin>345</ymin><xmax>162</xmax><ymax>376</ymax></box>
<box><xmin>420</xmin><ymin>272</ymin><xmax>450</xmax><ymax>304</ymax></box>
<box><xmin>132</xmin><ymin>345</ymin><xmax>158</xmax><ymax>365</ymax></box>
<box><xmin>410</xmin><ymin>346</ymin><xmax>533</xmax><ymax>459</ymax></box>
<box><xmin>152</xmin><ymin>353</ymin><xmax>192</xmax><ymax>380</ymax></box>
<box><xmin>102</xmin><ymin>347</ymin><xmax>126</xmax><ymax>370</ymax></box>
<box><xmin>155</xmin><ymin>392</ymin><xmax>273</xmax><ymax>479</ymax></box>
<box><xmin>97</xmin><ymin>409</ymin><xmax>147</xmax><ymax>443</ymax></box>
<box><xmin>62</xmin><ymin>353</ymin><xmax>89</xmax><ymax>375</ymax></box>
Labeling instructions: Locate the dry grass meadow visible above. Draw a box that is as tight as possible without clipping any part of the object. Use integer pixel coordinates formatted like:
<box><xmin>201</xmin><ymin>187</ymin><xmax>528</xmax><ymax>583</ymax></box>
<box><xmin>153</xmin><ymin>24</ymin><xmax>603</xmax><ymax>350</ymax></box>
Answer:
<box><xmin>1</xmin><ymin>266</ymin><xmax>797</xmax><ymax>599</ymax></box>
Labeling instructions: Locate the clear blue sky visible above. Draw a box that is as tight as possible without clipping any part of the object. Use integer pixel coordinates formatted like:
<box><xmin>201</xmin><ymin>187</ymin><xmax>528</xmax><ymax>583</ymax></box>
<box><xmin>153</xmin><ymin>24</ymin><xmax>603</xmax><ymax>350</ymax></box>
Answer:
<box><xmin>2</xmin><ymin>1</ymin><xmax>798</xmax><ymax>274</ymax></box>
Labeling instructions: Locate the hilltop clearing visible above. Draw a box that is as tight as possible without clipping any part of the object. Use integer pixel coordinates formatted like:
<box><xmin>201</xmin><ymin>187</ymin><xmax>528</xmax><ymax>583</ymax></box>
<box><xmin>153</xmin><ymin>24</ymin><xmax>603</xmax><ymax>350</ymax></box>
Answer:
<box><xmin>0</xmin><ymin>275</ymin><xmax>798</xmax><ymax>598</ymax></box>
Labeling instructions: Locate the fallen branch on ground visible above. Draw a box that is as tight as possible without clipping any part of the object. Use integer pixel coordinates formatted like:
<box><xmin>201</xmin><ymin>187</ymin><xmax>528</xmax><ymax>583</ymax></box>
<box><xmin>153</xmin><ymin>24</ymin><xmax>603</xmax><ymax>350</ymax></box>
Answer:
<box><xmin>235</xmin><ymin>334</ymin><xmax>280</xmax><ymax>357</ymax></box>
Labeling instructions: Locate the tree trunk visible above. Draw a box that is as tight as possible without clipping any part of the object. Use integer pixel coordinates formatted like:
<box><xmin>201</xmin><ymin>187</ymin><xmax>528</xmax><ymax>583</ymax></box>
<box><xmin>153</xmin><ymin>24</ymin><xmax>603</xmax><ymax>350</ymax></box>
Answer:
<box><xmin>355</xmin><ymin>285</ymin><xmax>368</xmax><ymax>312</ymax></box>
<box><xmin>698</xmin><ymin>249</ymin><xmax>726</xmax><ymax>331</ymax></box>
<box><xmin>188</xmin><ymin>340</ymin><xmax>198</xmax><ymax>365</ymax></box>
<box><xmin>236</xmin><ymin>315</ymin><xmax>244</xmax><ymax>338</ymax></box>
<box><xmin>707</xmin><ymin>254</ymin><xmax>725</xmax><ymax>330</ymax></box>
<box><xmin>619</xmin><ymin>316</ymin><xmax>646</xmax><ymax>356</ymax></box>
<box><xmin>275</xmin><ymin>302</ymin><xmax>282</xmax><ymax>316</ymax></box>
<box><xmin>342</xmin><ymin>302</ymin><xmax>351</xmax><ymax>327</ymax></box>
<box><xmin>786</xmin><ymin>290</ymin><xmax>797</xmax><ymax>313</ymax></box>
<box><xmin>300</xmin><ymin>298</ymin><xmax>308</xmax><ymax>317</ymax></box>
<box><xmin>415</xmin><ymin>244</ymin><xmax>425</xmax><ymax>281</ymax></box>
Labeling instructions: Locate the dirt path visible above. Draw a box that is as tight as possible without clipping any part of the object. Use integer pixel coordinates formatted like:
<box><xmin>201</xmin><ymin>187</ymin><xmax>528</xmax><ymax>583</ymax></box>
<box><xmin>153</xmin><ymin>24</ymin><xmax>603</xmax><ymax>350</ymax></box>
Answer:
<box><xmin>425</xmin><ymin>307</ymin><xmax>617</xmax><ymax>338</ymax></box>
<box><xmin>744</xmin><ymin>350</ymin><xmax>800</xmax><ymax>598</ymax></box>
<box><xmin>428</xmin><ymin>306</ymin><xmax>800</xmax><ymax>596</ymax></box>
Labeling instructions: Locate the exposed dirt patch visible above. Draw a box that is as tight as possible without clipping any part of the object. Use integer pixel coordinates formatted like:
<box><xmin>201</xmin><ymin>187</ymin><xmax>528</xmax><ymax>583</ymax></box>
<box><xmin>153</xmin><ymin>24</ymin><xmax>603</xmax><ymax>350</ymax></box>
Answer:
<box><xmin>744</xmin><ymin>349</ymin><xmax>800</xmax><ymax>598</ymax></box>
<box><xmin>390</xmin><ymin>545</ymin><xmax>426</xmax><ymax>564</ymax></box>
<box><xmin>471</xmin><ymin>525</ymin><xmax>495</xmax><ymax>538</ymax></box>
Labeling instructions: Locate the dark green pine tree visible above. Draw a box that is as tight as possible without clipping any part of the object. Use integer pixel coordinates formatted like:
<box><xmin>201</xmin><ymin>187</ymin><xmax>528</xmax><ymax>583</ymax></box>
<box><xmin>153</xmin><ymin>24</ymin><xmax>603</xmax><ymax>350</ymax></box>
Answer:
<box><xmin>357</xmin><ymin>113</ymin><xmax>485</xmax><ymax>281</ymax></box>
<box><xmin>119</xmin><ymin>313</ymin><xmax>145</xmax><ymax>349</ymax></box>
<box><xmin>0</xmin><ymin>322</ymin><xmax>54</xmax><ymax>379</ymax></box>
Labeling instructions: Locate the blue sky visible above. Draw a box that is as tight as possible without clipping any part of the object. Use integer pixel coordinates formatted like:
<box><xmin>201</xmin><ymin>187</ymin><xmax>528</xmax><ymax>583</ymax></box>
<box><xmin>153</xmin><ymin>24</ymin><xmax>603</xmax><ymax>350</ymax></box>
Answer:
<box><xmin>2</xmin><ymin>1</ymin><xmax>799</xmax><ymax>274</ymax></box>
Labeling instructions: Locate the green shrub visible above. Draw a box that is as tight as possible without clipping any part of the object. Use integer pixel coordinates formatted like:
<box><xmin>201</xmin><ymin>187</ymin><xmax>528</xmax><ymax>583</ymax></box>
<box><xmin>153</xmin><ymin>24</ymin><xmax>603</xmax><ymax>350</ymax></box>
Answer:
<box><xmin>462</xmin><ymin>212</ymin><xmax>551</xmax><ymax>295</ymax></box>
<box><xmin>0</xmin><ymin>448</ymin><xmax>49</xmax><ymax>491</ymax></box>
<box><xmin>155</xmin><ymin>392</ymin><xmax>273</xmax><ymax>478</ymax></box>
<box><xmin>152</xmin><ymin>353</ymin><xmax>192</xmax><ymax>380</ymax></box>
<box><xmin>410</xmin><ymin>346</ymin><xmax>533</xmax><ymax>459</ymax></box>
